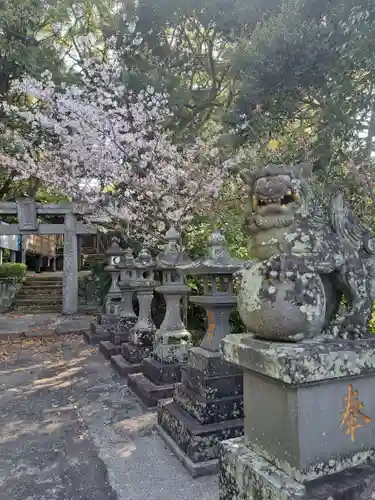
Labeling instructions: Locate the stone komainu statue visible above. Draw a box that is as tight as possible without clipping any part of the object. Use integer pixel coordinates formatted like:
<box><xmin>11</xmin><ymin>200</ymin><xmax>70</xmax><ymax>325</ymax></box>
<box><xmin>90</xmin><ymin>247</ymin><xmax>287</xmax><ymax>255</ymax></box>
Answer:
<box><xmin>237</xmin><ymin>162</ymin><xmax>375</xmax><ymax>341</ymax></box>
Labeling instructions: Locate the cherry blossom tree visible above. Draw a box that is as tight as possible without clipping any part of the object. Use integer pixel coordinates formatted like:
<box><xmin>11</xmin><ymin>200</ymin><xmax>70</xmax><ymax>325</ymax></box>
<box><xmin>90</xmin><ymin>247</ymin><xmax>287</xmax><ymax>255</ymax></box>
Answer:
<box><xmin>0</xmin><ymin>51</ymin><xmax>228</xmax><ymax>241</ymax></box>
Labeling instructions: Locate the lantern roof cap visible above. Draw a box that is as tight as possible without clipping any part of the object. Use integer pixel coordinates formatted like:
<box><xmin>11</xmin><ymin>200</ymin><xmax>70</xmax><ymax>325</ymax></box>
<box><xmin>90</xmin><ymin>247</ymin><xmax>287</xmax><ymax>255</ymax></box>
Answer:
<box><xmin>117</xmin><ymin>247</ymin><xmax>135</xmax><ymax>269</ymax></box>
<box><xmin>134</xmin><ymin>247</ymin><xmax>155</xmax><ymax>269</ymax></box>
<box><xmin>156</xmin><ymin>226</ymin><xmax>191</xmax><ymax>270</ymax></box>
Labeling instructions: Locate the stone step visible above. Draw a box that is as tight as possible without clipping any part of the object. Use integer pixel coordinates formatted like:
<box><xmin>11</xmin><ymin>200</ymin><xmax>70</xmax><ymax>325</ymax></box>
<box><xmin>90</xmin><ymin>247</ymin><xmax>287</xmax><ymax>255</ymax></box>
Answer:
<box><xmin>13</xmin><ymin>306</ymin><xmax>62</xmax><ymax>313</ymax></box>
<box><xmin>24</xmin><ymin>285</ymin><xmax>62</xmax><ymax>291</ymax></box>
<box><xmin>25</xmin><ymin>276</ymin><xmax>62</xmax><ymax>282</ymax></box>
<box><xmin>23</xmin><ymin>281</ymin><xmax>62</xmax><ymax>287</ymax></box>
<box><xmin>24</xmin><ymin>282</ymin><xmax>62</xmax><ymax>287</ymax></box>
<box><xmin>25</xmin><ymin>286</ymin><xmax>62</xmax><ymax>291</ymax></box>
<box><xmin>14</xmin><ymin>298</ymin><xmax>62</xmax><ymax>305</ymax></box>
<box><xmin>17</xmin><ymin>295</ymin><xmax>62</xmax><ymax>301</ymax></box>
<box><xmin>16</xmin><ymin>291</ymin><xmax>63</xmax><ymax>300</ymax></box>
<box><xmin>12</xmin><ymin>274</ymin><xmax>64</xmax><ymax>313</ymax></box>
<box><xmin>18</xmin><ymin>287</ymin><xmax>62</xmax><ymax>293</ymax></box>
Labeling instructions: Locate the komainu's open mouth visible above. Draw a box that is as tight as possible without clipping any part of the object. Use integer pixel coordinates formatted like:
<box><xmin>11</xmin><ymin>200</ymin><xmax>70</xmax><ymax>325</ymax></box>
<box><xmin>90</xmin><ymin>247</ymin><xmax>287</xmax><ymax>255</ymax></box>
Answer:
<box><xmin>252</xmin><ymin>191</ymin><xmax>301</xmax><ymax>212</ymax></box>
<box><xmin>251</xmin><ymin>174</ymin><xmax>302</xmax><ymax>214</ymax></box>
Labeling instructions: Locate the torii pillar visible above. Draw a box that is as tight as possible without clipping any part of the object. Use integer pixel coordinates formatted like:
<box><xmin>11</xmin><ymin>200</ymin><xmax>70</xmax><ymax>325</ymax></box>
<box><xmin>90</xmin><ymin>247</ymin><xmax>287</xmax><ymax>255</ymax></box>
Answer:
<box><xmin>63</xmin><ymin>212</ymin><xmax>78</xmax><ymax>315</ymax></box>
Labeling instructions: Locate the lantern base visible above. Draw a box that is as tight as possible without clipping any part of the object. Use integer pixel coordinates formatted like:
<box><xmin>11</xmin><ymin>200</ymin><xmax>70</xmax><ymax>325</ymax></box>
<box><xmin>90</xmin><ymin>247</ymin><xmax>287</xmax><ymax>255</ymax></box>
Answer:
<box><xmin>156</xmin><ymin>422</ymin><xmax>219</xmax><ymax>479</ymax></box>
<box><xmin>83</xmin><ymin>328</ymin><xmax>108</xmax><ymax>345</ymax></box>
<box><xmin>157</xmin><ymin>346</ymin><xmax>244</xmax><ymax>476</ymax></box>
<box><xmin>127</xmin><ymin>357</ymin><xmax>184</xmax><ymax>408</ymax></box>
<box><xmin>157</xmin><ymin>399</ymin><xmax>243</xmax><ymax>477</ymax></box>
<box><xmin>153</xmin><ymin>342</ymin><xmax>189</xmax><ymax>365</ymax></box>
<box><xmin>143</xmin><ymin>357</ymin><xmax>183</xmax><ymax>385</ymax></box>
<box><xmin>96</xmin><ymin>313</ymin><xmax>119</xmax><ymax>325</ymax></box>
<box><xmin>128</xmin><ymin>372</ymin><xmax>174</xmax><ymax>408</ymax></box>
<box><xmin>110</xmin><ymin>353</ymin><xmax>143</xmax><ymax>377</ymax></box>
<box><xmin>219</xmin><ymin>437</ymin><xmax>375</xmax><ymax>500</ymax></box>
<box><xmin>98</xmin><ymin>315</ymin><xmax>138</xmax><ymax>357</ymax></box>
<box><xmin>122</xmin><ymin>341</ymin><xmax>153</xmax><ymax>364</ymax></box>
<box><xmin>83</xmin><ymin>318</ymin><xmax>116</xmax><ymax>344</ymax></box>
<box><xmin>99</xmin><ymin>340</ymin><xmax>121</xmax><ymax>359</ymax></box>
<box><xmin>112</xmin><ymin>315</ymin><xmax>137</xmax><ymax>345</ymax></box>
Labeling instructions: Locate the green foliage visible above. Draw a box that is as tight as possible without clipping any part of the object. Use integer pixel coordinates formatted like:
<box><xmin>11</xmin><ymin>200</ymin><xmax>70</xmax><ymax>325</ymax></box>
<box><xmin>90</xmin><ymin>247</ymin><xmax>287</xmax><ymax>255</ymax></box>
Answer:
<box><xmin>228</xmin><ymin>0</ymin><xmax>375</xmax><ymax>155</ymax></box>
<box><xmin>89</xmin><ymin>262</ymin><xmax>111</xmax><ymax>305</ymax></box>
<box><xmin>1</xmin><ymin>248</ymin><xmax>10</xmax><ymax>262</ymax></box>
<box><xmin>369</xmin><ymin>301</ymin><xmax>375</xmax><ymax>334</ymax></box>
<box><xmin>184</xmin><ymin>179</ymin><xmax>249</xmax><ymax>260</ymax></box>
<box><xmin>105</xmin><ymin>0</ymin><xmax>248</xmax><ymax>140</ymax></box>
<box><xmin>78</xmin><ymin>273</ymin><xmax>102</xmax><ymax>306</ymax></box>
<box><xmin>224</xmin><ymin>0</ymin><xmax>375</xmax><ymax>225</ymax></box>
<box><xmin>0</xmin><ymin>262</ymin><xmax>26</xmax><ymax>279</ymax></box>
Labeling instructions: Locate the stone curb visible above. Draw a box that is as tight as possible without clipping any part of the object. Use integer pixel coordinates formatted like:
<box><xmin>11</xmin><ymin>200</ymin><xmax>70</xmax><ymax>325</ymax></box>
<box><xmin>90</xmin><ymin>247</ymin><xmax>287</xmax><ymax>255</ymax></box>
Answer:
<box><xmin>0</xmin><ymin>329</ymin><xmax>88</xmax><ymax>340</ymax></box>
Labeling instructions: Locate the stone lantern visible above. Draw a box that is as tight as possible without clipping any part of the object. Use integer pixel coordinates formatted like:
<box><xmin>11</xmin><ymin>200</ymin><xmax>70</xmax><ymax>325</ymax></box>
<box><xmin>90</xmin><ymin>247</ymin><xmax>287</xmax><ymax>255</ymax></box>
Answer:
<box><xmin>99</xmin><ymin>247</ymin><xmax>138</xmax><ymax>359</ymax></box>
<box><xmin>111</xmin><ymin>247</ymin><xmax>157</xmax><ymax>377</ymax></box>
<box><xmin>83</xmin><ymin>235</ymin><xmax>124</xmax><ymax>345</ymax></box>
<box><xmin>181</xmin><ymin>229</ymin><xmax>244</xmax><ymax>352</ymax></box>
<box><xmin>117</xmin><ymin>247</ymin><xmax>138</xmax><ymax>341</ymax></box>
<box><xmin>157</xmin><ymin>230</ymin><xmax>245</xmax><ymax>477</ymax></box>
<box><xmin>103</xmin><ymin>236</ymin><xmax>124</xmax><ymax>316</ymax></box>
<box><xmin>128</xmin><ymin>227</ymin><xmax>192</xmax><ymax>407</ymax></box>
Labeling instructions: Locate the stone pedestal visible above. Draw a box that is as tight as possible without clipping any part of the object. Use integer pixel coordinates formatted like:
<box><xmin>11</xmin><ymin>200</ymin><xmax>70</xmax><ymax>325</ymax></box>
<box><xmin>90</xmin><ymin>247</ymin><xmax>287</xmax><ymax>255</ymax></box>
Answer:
<box><xmin>99</xmin><ymin>312</ymin><xmax>138</xmax><ymax>359</ymax></box>
<box><xmin>219</xmin><ymin>334</ymin><xmax>375</xmax><ymax>500</ymax></box>
<box><xmin>111</xmin><ymin>248</ymin><xmax>156</xmax><ymax>377</ymax></box>
<box><xmin>157</xmin><ymin>230</ymin><xmax>245</xmax><ymax>477</ymax></box>
<box><xmin>99</xmin><ymin>248</ymin><xmax>137</xmax><ymax>359</ymax></box>
<box><xmin>157</xmin><ymin>347</ymin><xmax>244</xmax><ymax>477</ymax></box>
<box><xmin>83</xmin><ymin>313</ymin><xmax>118</xmax><ymax>345</ymax></box>
<box><xmin>128</xmin><ymin>227</ymin><xmax>191</xmax><ymax>408</ymax></box>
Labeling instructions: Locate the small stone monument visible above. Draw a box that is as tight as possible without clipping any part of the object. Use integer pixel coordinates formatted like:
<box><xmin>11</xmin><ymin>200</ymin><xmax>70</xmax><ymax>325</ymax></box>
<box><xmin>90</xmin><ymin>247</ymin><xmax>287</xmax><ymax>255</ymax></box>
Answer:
<box><xmin>83</xmin><ymin>236</ymin><xmax>123</xmax><ymax>344</ymax></box>
<box><xmin>110</xmin><ymin>247</ymin><xmax>157</xmax><ymax>376</ymax></box>
<box><xmin>128</xmin><ymin>227</ymin><xmax>191</xmax><ymax>407</ymax></box>
<box><xmin>157</xmin><ymin>230</ymin><xmax>245</xmax><ymax>477</ymax></box>
<box><xmin>219</xmin><ymin>163</ymin><xmax>375</xmax><ymax>499</ymax></box>
<box><xmin>103</xmin><ymin>236</ymin><xmax>123</xmax><ymax>316</ymax></box>
<box><xmin>99</xmin><ymin>247</ymin><xmax>138</xmax><ymax>359</ymax></box>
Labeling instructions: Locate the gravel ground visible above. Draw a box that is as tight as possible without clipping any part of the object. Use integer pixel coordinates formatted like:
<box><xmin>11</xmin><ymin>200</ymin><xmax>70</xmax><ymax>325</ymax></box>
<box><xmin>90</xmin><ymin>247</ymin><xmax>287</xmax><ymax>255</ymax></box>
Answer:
<box><xmin>0</xmin><ymin>335</ymin><xmax>218</xmax><ymax>500</ymax></box>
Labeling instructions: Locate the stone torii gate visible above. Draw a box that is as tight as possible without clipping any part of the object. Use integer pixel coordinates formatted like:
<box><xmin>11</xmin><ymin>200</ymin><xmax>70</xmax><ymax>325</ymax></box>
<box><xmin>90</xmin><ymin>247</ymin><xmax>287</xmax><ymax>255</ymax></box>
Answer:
<box><xmin>0</xmin><ymin>199</ymin><xmax>96</xmax><ymax>315</ymax></box>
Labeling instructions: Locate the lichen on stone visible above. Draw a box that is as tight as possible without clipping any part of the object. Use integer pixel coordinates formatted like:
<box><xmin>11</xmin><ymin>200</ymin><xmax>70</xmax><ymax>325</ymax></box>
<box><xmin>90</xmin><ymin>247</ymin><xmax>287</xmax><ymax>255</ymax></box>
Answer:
<box><xmin>238</xmin><ymin>162</ymin><xmax>375</xmax><ymax>342</ymax></box>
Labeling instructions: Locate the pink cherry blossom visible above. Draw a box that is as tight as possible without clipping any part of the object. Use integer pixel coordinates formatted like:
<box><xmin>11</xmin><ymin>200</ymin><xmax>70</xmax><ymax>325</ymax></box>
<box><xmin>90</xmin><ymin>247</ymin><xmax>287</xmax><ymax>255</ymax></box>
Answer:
<box><xmin>1</xmin><ymin>51</ymin><xmax>228</xmax><ymax>240</ymax></box>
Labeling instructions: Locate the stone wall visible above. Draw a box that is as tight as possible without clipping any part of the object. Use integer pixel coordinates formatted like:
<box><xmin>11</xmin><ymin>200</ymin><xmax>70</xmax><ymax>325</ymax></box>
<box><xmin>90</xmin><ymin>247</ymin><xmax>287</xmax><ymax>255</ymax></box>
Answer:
<box><xmin>0</xmin><ymin>278</ymin><xmax>23</xmax><ymax>313</ymax></box>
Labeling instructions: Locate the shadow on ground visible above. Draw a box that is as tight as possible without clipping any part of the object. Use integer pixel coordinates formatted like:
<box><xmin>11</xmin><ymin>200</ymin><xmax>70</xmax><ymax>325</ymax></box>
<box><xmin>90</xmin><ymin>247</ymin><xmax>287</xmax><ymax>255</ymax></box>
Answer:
<box><xmin>0</xmin><ymin>337</ymin><xmax>218</xmax><ymax>500</ymax></box>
